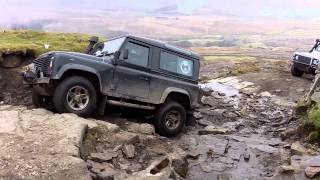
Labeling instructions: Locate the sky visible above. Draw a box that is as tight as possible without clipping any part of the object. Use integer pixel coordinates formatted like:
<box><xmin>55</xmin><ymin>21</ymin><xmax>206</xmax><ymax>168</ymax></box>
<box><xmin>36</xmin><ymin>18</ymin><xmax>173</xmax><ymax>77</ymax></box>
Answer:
<box><xmin>1</xmin><ymin>0</ymin><xmax>320</xmax><ymax>36</ymax></box>
<box><xmin>1</xmin><ymin>0</ymin><xmax>320</xmax><ymax>21</ymax></box>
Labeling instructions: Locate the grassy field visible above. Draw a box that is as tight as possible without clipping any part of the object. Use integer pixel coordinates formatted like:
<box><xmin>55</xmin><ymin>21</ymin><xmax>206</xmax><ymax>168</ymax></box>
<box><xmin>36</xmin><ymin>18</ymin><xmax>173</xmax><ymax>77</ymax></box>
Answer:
<box><xmin>203</xmin><ymin>55</ymin><xmax>257</xmax><ymax>62</ymax></box>
<box><xmin>0</xmin><ymin>30</ymin><xmax>93</xmax><ymax>57</ymax></box>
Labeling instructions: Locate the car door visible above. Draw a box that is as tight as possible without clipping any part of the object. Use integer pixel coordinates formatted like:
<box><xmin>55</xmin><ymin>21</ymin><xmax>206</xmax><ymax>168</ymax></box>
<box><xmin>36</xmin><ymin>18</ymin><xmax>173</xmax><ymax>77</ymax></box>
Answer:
<box><xmin>114</xmin><ymin>40</ymin><xmax>151</xmax><ymax>100</ymax></box>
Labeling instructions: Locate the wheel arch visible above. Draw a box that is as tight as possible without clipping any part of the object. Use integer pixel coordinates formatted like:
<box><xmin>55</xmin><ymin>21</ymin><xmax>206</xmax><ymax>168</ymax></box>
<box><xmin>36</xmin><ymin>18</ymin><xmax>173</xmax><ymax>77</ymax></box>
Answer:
<box><xmin>160</xmin><ymin>87</ymin><xmax>191</xmax><ymax>110</ymax></box>
<box><xmin>53</xmin><ymin>64</ymin><xmax>102</xmax><ymax>92</ymax></box>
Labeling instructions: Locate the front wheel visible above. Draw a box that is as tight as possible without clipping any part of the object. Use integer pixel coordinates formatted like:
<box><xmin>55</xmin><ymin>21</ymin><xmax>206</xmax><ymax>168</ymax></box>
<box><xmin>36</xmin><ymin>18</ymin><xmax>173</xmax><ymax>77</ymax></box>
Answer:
<box><xmin>291</xmin><ymin>64</ymin><xmax>304</xmax><ymax>77</ymax></box>
<box><xmin>53</xmin><ymin>76</ymin><xmax>97</xmax><ymax>117</ymax></box>
<box><xmin>154</xmin><ymin>101</ymin><xmax>186</xmax><ymax>137</ymax></box>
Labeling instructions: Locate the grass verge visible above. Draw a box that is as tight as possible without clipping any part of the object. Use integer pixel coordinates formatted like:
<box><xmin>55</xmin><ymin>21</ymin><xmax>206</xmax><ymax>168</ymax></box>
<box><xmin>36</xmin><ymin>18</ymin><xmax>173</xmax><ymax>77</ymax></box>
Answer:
<box><xmin>0</xmin><ymin>30</ymin><xmax>92</xmax><ymax>57</ymax></box>
<box><xmin>203</xmin><ymin>55</ymin><xmax>256</xmax><ymax>62</ymax></box>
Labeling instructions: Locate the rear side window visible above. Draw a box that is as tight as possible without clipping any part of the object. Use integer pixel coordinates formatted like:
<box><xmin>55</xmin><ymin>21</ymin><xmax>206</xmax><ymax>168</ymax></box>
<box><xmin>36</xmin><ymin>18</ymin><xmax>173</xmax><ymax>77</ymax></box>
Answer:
<box><xmin>122</xmin><ymin>42</ymin><xmax>149</xmax><ymax>67</ymax></box>
<box><xmin>160</xmin><ymin>52</ymin><xmax>194</xmax><ymax>77</ymax></box>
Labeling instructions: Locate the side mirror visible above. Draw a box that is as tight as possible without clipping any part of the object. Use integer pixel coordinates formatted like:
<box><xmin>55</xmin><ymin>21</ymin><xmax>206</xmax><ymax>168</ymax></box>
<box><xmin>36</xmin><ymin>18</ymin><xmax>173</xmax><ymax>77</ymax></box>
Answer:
<box><xmin>122</xmin><ymin>49</ymin><xmax>129</xmax><ymax>60</ymax></box>
<box><xmin>113</xmin><ymin>49</ymin><xmax>129</xmax><ymax>65</ymax></box>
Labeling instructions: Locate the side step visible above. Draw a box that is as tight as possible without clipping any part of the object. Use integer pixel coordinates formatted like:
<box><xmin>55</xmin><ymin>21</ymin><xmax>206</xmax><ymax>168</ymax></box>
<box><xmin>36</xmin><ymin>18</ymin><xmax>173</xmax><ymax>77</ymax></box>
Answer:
<box><xmin>107</xmin><ymin>100</ymin><xmax>155</xmax><ymax>110</ymax></box>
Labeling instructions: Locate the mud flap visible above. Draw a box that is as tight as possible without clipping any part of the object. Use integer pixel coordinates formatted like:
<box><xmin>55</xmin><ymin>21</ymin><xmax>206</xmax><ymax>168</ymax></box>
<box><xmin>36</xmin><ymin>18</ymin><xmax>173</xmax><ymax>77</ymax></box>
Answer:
<box><xmin>186</xmin><ymin>111</ymin><xmax>196</xmax><ymax>126</ymax></box>
<box><xmin>97</xmin><ymin>96</ymin><xmax>108</xmax><ymax>116</ymax></box>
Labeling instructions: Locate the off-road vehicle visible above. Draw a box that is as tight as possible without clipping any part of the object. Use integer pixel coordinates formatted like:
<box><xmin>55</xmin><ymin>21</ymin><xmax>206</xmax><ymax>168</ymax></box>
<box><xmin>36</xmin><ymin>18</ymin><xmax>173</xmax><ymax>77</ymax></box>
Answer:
<box><xmin>291</xmin><ymin>39</ymin><xmax>320</xmax><ymax>77</ymax></box>
<box><xmin>23</xmin><ymin>35</ymin><xmax>200</xmax><ymax>137</ymax></box>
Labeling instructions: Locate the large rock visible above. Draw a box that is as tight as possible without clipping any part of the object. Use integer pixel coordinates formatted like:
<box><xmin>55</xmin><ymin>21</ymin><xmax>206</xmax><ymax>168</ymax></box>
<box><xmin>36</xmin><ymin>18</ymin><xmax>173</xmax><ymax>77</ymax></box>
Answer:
<box><xmin>260</xmin><ymin>91</ymin><xmax>272</xmax><ymax>97</ymax></box>
<box><xmin>311</xmin><ymin>92</ymin><xmax>320</xmax><ymax>103</ymax></box>
<box><xmin>124</xmin><ymin>158</ymin><xmax>172</xmax><ymax>180</ymax></box>
<box><xmin>172</xmin><ymin>158</ymin><xmax>188</xmax><ymax>178</ymax></box>
<box><xmin>0</xmin><ymin>107</ymin><xmax>119</xmax><ymax>180</ymax></box>
<box><xmin>291</xmin><ymin>142</ymin><xmax>307</xmax><ymax>156</ymax></box>
<box><xmin>122</xmin><ymin>144</ymin><xmax>136</xmax><ymax>159</ymax></box>
<box><xmin>240</xmin><ymin>87</ymin><xmax>260</xmax><ymax>95</ymax></box>
<box><xmin>126</xmin><ymin>123</ymin><xmax>155</xmax><ymax>135</ymax></box>
<box><xmin>305</xmin><ymin>166</ymin><xmax>320</xmax><ymax>178</ymax></box>
<box><xmin>115</xmin><ymin>131</ymin><xmax>141</xmax><ymax>144</ymax></box>
<box><xmin>278</xmin><ymin>165</ymin><xmax>297</xmax><ymax>174</ymax></box>
<box><xmin>198</xmin><ymin>126</ymin><xmax>229</xmax><ymax>135</ymax></box>
<box><xmin>200</xmin><ymin>96</ymin><xmax>216</xmax><ymax>106</ymax></box>
<box><xmin>88</xmin><ymin>161</ymin><xmax>118</xmax><ymax>180</ymax></box>
<box><xmin>90</xmin><ymin>151</ymin><xmax>118</xmax><ymax>163</ymax></box>
<box><xmin>200</xmin><ymin>87</ymin><xmax>213</xmax><ymax>96</ymax></box>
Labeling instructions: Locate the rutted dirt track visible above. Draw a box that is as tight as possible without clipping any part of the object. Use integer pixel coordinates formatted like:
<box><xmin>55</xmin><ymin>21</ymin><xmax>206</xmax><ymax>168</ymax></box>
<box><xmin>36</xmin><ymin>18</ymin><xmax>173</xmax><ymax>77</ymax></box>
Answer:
<box><xmin>0</xmin><ymin>53</ymin><xmax>320</xmax><ymax>179</ymax></box>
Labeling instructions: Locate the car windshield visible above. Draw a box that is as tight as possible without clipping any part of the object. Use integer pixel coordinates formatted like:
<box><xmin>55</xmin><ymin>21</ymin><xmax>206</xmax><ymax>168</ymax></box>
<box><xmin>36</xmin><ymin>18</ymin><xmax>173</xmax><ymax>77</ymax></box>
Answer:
<box><xmin>315</xmin><ymin>45</ymin><xmax>320</xmax><ymax>52</ymax></box>
<box><xmin>95</xmin><ymin>37</ymin><xmax>125</xmax><ymax>56</ymax></box>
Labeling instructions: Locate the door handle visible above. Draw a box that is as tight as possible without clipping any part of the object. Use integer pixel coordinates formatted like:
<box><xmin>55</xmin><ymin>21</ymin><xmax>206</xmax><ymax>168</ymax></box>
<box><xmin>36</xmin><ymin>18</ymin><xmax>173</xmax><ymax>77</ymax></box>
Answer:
<box><xmin>139</xmin><ymin>76</ymin><xmax>149</xmax><ymax>81</ymax></box>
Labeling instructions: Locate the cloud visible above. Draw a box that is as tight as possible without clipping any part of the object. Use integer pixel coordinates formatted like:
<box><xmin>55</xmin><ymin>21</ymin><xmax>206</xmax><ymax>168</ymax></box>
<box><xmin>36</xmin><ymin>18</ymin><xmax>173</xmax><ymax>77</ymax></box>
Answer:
<box><xmin>192</xmin><ymin>0</ymin><xmax>320</xmax><ymax>19</ymax></box>
<box><xmin>155</xmin><ymin>4</ymin><xmax>178</xmax><ymax>13</ymax></box>
<box><xmin>0</xmin><ymin>0</ymin><xmax>320</xmax><ymax>27</ymax></box>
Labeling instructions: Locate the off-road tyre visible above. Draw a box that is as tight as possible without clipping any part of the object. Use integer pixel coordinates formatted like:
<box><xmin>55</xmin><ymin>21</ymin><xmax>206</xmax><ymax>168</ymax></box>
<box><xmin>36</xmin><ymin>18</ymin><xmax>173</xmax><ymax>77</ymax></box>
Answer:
<box><xmin>32</xmin><ymin>89</ymin><xmax>54</xmax><ymax>110</ymax></box>
<box><xmin>291</xmin><ymin>64</ymin><xmax>304</xmax><ymax>77</ymax></box>
<box><xmin>154</xmin><ymin>101</ymin><xmax>186</xmax><ymax>137</ymax></box>
<box><xmin>53</xmin><ymin>76</ymin><xmax>97</xmax><ymax>117</ymax></box>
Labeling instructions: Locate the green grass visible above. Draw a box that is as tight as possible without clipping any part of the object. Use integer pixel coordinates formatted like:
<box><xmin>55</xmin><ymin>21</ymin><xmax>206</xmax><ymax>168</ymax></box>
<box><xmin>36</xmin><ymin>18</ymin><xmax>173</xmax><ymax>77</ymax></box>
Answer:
<box><xmin>240</xmin><ymin>42</ymin><xmax>266</xmax><ymax>49</ymax></box>
<box><xmin>203</xmin><ymin>55</ymin><xmax>257</xmax><ymax>62</ymax></box>
<box><xmin>0</xmin><ymin>30</ymin><xmax>93</xmax><ymax>57</ymax></box>
<box><xmin>308</xmin><ymin>104</ymin><xmax>320</xmax><ymax>129</ymax></box>
<box><xmin>296</xmin><ymin>99</ymin><xmax>320</xmax><ymax>142</ymax></box>
<box><xmin>229</xmin><ymin>65</ymin><xmax>260</xmax><ymax>76</ymax></box>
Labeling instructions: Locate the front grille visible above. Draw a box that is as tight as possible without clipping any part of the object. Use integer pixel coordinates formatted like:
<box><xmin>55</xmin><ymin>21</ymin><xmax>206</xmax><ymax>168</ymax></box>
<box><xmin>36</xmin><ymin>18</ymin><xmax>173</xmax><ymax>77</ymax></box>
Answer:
<box><xmin>297</xmin><ymin>56</ymin><xmax>311</xmax><ymax>65</ymax></box>
<box><xmin>33</xmin><ymin>55</ymin><xmax>52</xmax><ymax>77</ymax></box>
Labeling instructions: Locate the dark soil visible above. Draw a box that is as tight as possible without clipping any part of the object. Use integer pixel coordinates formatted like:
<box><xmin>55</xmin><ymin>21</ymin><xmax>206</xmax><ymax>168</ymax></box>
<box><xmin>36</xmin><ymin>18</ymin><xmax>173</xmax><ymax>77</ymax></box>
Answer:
<box><xmin>0</xmin><ymin>56</ymin><xmax>33</xmax><ymax>106</ymax></box>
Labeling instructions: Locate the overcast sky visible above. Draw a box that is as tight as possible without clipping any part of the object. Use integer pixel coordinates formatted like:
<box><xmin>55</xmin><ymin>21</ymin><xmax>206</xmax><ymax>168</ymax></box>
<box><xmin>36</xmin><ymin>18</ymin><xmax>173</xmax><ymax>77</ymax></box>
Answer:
<box><xmin>1</xmin><ymin>0</ymin><xmax>320</xmax><ymax>25</ymax></box>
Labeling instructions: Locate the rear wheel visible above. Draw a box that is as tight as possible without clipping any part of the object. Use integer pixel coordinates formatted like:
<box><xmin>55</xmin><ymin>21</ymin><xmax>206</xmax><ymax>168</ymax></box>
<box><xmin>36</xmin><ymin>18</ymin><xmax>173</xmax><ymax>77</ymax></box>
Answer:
<box><xmin>291</xmin><ymin>64</ymin><xmax>304</xmax><ymax>77</ymax></box>
<box><xmin>154</xmin><ymin>101</ymin><xmax>186</xmax><ymax>137</ymax></box>
<box><xmin>53</xmin><ymin>76</ymin><xmax>97</xmax><ymax>117</ymax></box>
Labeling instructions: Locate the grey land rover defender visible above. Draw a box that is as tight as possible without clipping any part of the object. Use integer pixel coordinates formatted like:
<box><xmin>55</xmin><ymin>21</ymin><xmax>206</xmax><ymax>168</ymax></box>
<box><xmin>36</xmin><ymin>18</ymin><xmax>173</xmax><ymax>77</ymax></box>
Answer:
<box><xmin>23</xmin><ymin>35</ymin><xmax>200</xmax><ymax>137</ymax></box>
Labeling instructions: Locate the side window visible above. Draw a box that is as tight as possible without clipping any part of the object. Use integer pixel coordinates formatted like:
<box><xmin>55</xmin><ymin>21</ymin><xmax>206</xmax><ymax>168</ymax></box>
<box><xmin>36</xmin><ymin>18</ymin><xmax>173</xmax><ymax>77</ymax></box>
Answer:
<box><xmin>160</xmin><ymin>52</ymin><xmax>194</xmax><ymax>77</ymax></box>
<box><xmin>123</xmin><ymin>42</ymin><xmax>149</xmax><ymax>67</ymax></box>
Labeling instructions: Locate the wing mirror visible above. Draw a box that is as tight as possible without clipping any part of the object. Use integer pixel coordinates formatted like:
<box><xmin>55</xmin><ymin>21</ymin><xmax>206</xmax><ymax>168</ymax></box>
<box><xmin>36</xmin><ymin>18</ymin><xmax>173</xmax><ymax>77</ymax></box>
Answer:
<box><xmin>113</xmin><ymin>49</ymin><xmax>129</xmax><ymax>65</ymax></box>
<box><xmin>114</xmin><ymin>49</ymin><xmax>129</xmax><ymax>60</ymax></box>
<box><xmin>122</xmin><ymin>49</ymin><xmax>129</xmax><ymax>60</ymax></box>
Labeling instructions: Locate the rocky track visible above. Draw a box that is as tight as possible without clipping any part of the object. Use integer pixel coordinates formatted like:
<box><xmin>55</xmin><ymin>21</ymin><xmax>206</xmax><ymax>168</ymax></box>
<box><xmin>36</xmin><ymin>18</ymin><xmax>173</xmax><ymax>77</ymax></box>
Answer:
<box><xmin>1</xmin><ymin>76</ymin><xmax>320</xmax><ymax>180</ymax></box>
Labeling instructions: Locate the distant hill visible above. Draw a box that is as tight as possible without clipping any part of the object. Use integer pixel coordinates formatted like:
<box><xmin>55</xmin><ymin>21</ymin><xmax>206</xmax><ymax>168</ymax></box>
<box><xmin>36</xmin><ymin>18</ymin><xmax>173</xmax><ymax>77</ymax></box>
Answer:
<box><xmin>4</xmin><ymin>11</ymin><xmax>320</xmax><ymax>41</ymax></box>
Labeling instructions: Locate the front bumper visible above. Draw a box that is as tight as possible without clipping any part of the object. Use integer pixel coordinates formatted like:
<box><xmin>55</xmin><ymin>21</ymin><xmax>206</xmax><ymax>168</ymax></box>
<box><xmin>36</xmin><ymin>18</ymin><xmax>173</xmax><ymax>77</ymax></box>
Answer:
<box><xmin>22</xmin><ymin>70</ymin><xmax>54</xmax><ymax>96</ymax></box>
<box><xmin>292</xmin><ymin>61</ymin><xmax>316</xmax><ymax>74</ymax></box>
<box><xmin>22</xmin><ymin>65</ymin><xmax>50</xmax><ymax>85</ymax></box>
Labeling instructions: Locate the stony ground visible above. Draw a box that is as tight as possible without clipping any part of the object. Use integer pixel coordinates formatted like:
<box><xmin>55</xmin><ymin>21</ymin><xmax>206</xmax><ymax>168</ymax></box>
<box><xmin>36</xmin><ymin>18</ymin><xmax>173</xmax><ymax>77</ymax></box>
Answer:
<box><xmin>1</xmin><ymin>47</ymin><xmax>320</xmax><ymax>179</ymax></box>
<box><xmin>1</xmin><ymin>74</ymin><xmax>319</xmax><ymax>180</ymax></box>
<box><xmin>0</xmin><ymin>106</ymin><xmax>92</xmax><ymax>180</ymax></box>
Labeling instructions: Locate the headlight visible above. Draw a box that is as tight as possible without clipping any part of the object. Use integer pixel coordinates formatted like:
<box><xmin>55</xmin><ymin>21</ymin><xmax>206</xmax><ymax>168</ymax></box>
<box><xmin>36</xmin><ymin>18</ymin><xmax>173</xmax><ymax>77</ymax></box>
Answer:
<box><xmin>48</xmin><ymin>56</ymin><xmax>54</xmax><ymax>74</ymax></box>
